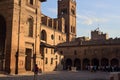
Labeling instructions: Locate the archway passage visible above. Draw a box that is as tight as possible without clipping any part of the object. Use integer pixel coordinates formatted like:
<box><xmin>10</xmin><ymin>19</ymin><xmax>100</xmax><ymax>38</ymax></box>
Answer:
<box><xmin>83</xmin><ymin>58</ymin><xmax>90</xmax><ymax>70</ymax></box>
<box><xmin>101</xmin><ymin>58</ymin><xmax>109</xmax><ymax>66</ymax></box>
<box><xmin>65</xmin><ymin>58</ymin><xmax>72</xmax><ymax>70</ymax></box>
<box><xmin>0</xmin><ymin>15</ymin><xmax>6</xmax><ymax>71</ymax></box>
<box><xmin>91</xmin><ymin>58</ymin><xmax>99</xmax><ymax>70</ymax></box>
<box><xmin>111</xmin><ymin>58</ymin><xmax>119</xmax><ymax>66</ymax></box>
<box><xmin>74</xmin><ymin>58</ymin><xmax>81</xmax><ymax>70</ymax></box>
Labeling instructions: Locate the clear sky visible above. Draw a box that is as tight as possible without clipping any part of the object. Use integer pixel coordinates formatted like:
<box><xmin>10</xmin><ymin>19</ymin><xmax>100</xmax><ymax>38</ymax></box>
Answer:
<box><xmin>41</xmin><ymin>0</ymin><xmax>120</xmax><ymax>38</ymax></box>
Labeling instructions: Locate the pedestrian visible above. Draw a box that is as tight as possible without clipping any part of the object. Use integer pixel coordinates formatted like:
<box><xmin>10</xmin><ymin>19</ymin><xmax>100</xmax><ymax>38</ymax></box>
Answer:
<box><xmin>34</xmin><ymin>64</ymin><xmax>39</xmax><ymax>80</ymax></box>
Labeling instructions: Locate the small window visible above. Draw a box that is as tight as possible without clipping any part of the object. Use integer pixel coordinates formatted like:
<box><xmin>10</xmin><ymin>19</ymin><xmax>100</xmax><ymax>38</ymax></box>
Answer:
<box><xmin>45</xmin><ymin>58</ymin><xmax>48</xmax><ymax>64</ymax></box>
<box><xmin>30</xmin><ymin>0</ymin><xmax>34</xmax><ymax>5</ymax></box>
<box><xmin>74</xmin><ymin>50</ymin><xmax>77</xmax><ymax>55</ymax></box>
<box><xmin>45</xmin><ymin>48</ymin><xmax>47</xmax><ymax>53</ymax></box>
<box><xmin>56</xmin><ymin>55</ymin><xmax>58</xmax><ymax>59</ymax></box>
<box><xmin>59</xmin><ymin>36</ymin><xmax>61</xmax><ymax>40</ymax></box>
<box><xmin>51</xmin><ymin>58</ymin><xmax>53</xmax><ymax>64</ymax></box>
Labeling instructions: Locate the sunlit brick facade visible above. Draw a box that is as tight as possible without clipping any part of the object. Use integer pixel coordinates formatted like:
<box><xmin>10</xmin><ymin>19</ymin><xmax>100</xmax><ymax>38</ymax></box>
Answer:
<box><xmin>0</xmin><ymin>0</ymin><xmax>119</xmax><ymax>75</ymax></box>
<box><xmin>0</xmin><ymin>0</ymin><xmax>76</xmax><ymax>74</ymax></box>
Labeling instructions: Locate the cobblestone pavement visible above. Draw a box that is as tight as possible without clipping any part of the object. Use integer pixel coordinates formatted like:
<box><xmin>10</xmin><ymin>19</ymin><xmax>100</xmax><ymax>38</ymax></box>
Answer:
<box><xmin>0</xmin><ymin>71</ymin><xmax>110</xmax><ymax>80</ymax></box>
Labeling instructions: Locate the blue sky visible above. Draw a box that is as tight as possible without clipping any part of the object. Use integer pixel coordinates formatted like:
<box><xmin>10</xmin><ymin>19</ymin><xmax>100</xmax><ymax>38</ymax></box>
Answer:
<box><xmin>41</xmin><ymin>0</ymin><xmax>120</xmax><ymax>38</ymax></box>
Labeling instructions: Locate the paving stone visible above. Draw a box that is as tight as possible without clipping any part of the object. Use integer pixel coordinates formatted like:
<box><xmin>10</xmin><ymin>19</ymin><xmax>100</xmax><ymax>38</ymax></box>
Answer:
<box><xmin>0</xmin><ymin>71</ymin><xmax>110</xmax><ymax>80</ymax></box>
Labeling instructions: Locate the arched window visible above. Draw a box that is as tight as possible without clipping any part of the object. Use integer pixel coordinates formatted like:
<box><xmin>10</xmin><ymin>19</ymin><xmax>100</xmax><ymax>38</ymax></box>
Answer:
<box><xmin>41</xmin><ymin>30</ymin><xmax>47</xmax><ymax>41</ymax></box>
<box><xmin>26</xmin><ymin>18</ymin><xmax>33</xmax><ymax>37</ymax></box>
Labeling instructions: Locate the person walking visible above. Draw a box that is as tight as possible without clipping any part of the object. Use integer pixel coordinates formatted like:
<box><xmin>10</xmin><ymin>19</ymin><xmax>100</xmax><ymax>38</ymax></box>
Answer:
<box><xmin>34</xmin><ymin>64</ymin><xmax>39</xmax><ymax>80</ymax></box>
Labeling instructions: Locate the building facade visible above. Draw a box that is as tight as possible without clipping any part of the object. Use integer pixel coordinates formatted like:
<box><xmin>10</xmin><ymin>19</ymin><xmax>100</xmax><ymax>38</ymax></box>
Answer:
<box><xmin>0</xmin><ymin>0</ymin><xmax>46</xmax><ymax>74</ymax></box>
<box><xmin>58</xmin><ymin>29</ymin><xmax>120</xmax><ymax>70</ymax></box>
<box><xmin>0</xmin><ymin>0</ymin><xmax>76</xmax><ymax>74</ymax></box>
<box><xmin>0</xmin><ymin>0</ymin><xmax>119</xmax><ymax>74</ymax></box>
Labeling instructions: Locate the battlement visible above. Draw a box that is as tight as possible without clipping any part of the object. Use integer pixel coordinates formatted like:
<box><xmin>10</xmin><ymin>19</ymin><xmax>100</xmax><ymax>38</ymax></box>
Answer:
<box><xmin>91</xmin><ymin>28</ymin><xmax>109</xmax><ymax>40</ymax></box>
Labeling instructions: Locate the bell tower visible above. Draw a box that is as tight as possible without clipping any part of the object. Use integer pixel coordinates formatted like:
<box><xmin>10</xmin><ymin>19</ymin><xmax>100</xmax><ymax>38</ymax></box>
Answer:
<box><xmin>58</xmin><ymin>0</ymin><xmax>76</xmax><ymax>42</ymax></box>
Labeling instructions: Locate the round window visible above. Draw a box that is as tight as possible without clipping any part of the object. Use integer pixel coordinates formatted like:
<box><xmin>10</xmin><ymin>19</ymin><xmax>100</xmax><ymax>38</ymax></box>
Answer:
<box><xmin>51</xmin><ymin>34</ymin><xmax>54</xmax><ymax>40</ymax></box>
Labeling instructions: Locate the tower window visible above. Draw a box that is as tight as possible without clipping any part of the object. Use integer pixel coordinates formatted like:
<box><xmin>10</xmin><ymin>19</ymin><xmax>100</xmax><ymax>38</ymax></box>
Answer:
<box><xmin>61</xmin><ymin>8</ymin><xmax>67</xmax><ymax>15</ymax></box>
<box><xmin>71</xmin><ymin>9</ymin><xmax>75</xmax><ymax>15</ymax></box>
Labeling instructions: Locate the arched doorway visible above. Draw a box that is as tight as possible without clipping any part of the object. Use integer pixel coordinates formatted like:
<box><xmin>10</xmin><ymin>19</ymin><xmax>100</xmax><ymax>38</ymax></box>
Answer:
<box><xmin>83</xmin><ymin>58</ymin><xmax>90</xmax><ymax>70</ymax></box>
<box><xmin>101</xmin><ymin>58</ymin><xmax>109</xmax><ymax>66</ymax></box>
<box><xmin>91</xmin><ymin>58</ymin><xmax>99</xmax><ymax>69</ymax></box>
<box><xmin>65</xmin><ymin>58</ymin><xmax>72</xmax><ymax>70</ymax></box>
<box><xmin>0</xmin><ymin>15</ymin><xmax>6</xmax><ymax>71</ymax></box>
<box><xmin>74</xmin><ymin>58</ymin><xmax>81</xmax><ymax>70</ymax></box>
<box><xmin>111</xmin><ymin>58</ymin><xmax>119</xmax><ymax>66</ymax></box>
